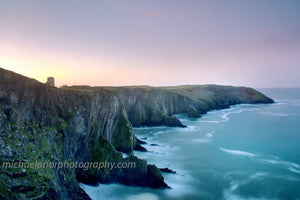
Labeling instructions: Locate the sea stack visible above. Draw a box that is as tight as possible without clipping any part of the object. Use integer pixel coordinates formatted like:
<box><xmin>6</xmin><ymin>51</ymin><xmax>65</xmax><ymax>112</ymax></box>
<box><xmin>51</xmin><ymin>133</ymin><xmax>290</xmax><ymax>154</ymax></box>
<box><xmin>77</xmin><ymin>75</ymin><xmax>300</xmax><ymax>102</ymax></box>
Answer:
<box><xmin>46</xmin><ymin>77</ymin><xmax>55</xmax><ymax>87</ymax></box>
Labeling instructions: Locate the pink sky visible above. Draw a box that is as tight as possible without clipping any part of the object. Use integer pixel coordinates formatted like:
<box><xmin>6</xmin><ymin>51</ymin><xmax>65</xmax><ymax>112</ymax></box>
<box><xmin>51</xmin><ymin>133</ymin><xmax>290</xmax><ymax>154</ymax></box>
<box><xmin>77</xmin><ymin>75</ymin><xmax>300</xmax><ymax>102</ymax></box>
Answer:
<box><xmin>0</xmin><ymin>0</ymin><xmax>299</xmax><ymax>88</ymax></box>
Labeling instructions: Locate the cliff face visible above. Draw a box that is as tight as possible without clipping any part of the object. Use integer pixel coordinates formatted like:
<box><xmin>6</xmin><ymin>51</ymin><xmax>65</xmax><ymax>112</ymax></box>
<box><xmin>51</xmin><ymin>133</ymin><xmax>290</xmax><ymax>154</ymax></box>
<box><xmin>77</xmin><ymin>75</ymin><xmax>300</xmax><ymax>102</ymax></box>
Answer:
<box><xmin>68</xmin><ymin>85</ymin><xmax>273</xmax><ymax>127</ymax></box>
<box><xmin>0</xmin><ymin>68</ymin><xmax>274</xmax><ymax>199</ymax></box>
<box><xmin>0</xmin><ymin>69</ymin><xmax>167</xmax><ymax>199</ymax></box>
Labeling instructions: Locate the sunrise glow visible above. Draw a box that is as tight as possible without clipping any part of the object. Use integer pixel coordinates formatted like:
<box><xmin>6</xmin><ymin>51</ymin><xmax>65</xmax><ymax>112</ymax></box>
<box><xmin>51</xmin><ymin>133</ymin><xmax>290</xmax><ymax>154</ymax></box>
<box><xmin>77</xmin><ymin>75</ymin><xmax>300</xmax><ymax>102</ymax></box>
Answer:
<box><xmin>0</xmin><ymin>1</ymin><xmax>299</xmax><ymax>87</ymax></box>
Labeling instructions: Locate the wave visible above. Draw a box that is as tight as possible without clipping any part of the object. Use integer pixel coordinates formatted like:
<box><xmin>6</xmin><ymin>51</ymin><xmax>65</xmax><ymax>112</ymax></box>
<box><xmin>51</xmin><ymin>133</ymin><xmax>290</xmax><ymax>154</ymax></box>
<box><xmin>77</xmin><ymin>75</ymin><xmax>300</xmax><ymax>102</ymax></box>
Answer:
<box><xmin>193</xmin><ymin>138</ymin><xmax>212</xmax><ymax>143</ymax></box>
<box><xmin>206</xmin><ymin>132</ymin><xmax>214</xmax><ymax>138</ymax></box>
<box><xmin>260</xmin><ymin>159</ymin><xmax>300</xmax><ymax>168</ymax></box>
<box><xmin>260</xmin><ymin>111</ymin><xmax>289</xmax><ymax>117</ymax></box>
<box><xmin>198</xmin><ymin>120</ymin><xmax>221</xmax><ymax>123</ymax></box>
<box><xmin>134</xmin><ymin>126</ymin><xmax>158</xmax><ymax>130</ymax></box>
<box><xmin>223</xmin><ymin>180</ymin><xmax>279</xmax><ymax>200</ymax></box>
<box><xmin>186</xmin><ymin>126</ymin><xmax>198</xmax><ymax>130</ymax></box>
<box><xmin>134</xmin><ymin>126</ymin><xmax>170</xmax><ymax>130</ymax></box>
<box><xmin>198</xmin><ymin>105</ymin><xmax>260</xmax><ymax>125</ymax></box>
<box><xmin>219</xmin><ymin>107</ymin><xmax>260</xmax><ymax>123</ymax></box>
<box><xmin>260</xmin><ymin>158</ymin><xmax>300</xmax><ymax>174</ymax></box>
<box><xmin>221</xmin><ymin>113</ymin><xmax>230</xmax><ymax>122</ymax></box>
<box><xmin>223</xmin><ymin>191</ymin><xmax>278</xmax><ymax>200</ymax></box>
<box><xmin>220</xmin><ymin>148</ymin><xmax>256</xmax><ymax>157</ymax></box>
<box><xmin>249</xmin><ymin>172</ymin><xmax>267</xmax><ymax>179</ymax></box>
<box><xmin>127</xmin><ymin>193</ymin><xmax>159</xmax><ymax>200</ymax></box>
<box><xmin>287</xmin><ymin>167</ymin><xmax>300</xmax><ymax>174</ymax></box>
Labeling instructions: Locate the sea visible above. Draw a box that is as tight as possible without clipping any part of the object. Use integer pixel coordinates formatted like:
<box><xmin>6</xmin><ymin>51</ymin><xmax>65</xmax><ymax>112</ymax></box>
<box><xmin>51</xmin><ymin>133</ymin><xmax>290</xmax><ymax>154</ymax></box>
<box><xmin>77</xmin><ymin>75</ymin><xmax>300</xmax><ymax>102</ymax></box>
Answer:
<box><xmin>81</xmin><ymin>88</ymin><xmax>300</xmax><ymax>200</ymax></box>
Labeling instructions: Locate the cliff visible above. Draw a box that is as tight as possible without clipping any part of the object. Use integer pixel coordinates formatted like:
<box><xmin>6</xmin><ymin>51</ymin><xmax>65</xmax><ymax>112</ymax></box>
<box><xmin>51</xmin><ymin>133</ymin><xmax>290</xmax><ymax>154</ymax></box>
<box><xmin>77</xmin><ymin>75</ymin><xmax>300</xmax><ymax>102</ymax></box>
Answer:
<box><xmin>67</xmin><ymin>84</ymin><xmax>274</xmax><ymax>126</ymax></box>
<box><xmin>0</xmin><ymin>68</ymin><xmax>274</xmax><ymax>199</ymax></box>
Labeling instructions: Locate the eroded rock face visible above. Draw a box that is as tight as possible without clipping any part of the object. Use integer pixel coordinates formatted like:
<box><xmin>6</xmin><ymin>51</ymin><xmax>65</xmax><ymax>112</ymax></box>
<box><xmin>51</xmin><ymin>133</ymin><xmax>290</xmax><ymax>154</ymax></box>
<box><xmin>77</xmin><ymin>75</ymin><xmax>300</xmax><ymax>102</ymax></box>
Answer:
<box><xmin>0</xmin><ymin>68</ymin><xmax>274</xmax><ymax>199</ymax></box>
<box><xmin>111</xmin><ymin>105</ymin><xmax>135</xmax><ymax>154</ymax></box>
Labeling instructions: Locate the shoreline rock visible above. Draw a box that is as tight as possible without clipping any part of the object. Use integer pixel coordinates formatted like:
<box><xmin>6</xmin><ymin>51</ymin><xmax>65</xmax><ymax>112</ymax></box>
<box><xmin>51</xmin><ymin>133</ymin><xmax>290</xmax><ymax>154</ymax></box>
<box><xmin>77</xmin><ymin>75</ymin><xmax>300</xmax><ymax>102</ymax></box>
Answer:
<box><xmin>133</xmin><ymin>143</ymin><xmax>147</xmax><ymax>152</ymax></box>
<box><xmin>187</xmin><ymin>105</ymin><xmax>200</xmax><ymax>118</ymax></box>
<box><xmin>159</xmin><ymin>168</ymin><xmax>176</xmax><ymax>174</ymax></box>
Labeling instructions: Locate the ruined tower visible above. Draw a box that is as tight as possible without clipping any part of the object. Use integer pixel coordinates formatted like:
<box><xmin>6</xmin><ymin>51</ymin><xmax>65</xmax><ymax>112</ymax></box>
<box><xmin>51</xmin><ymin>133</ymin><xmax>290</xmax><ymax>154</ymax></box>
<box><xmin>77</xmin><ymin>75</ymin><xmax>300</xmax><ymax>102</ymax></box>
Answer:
<box><xmin>46</xmin><ymin>77</ymin><xmax>55</xmax><ymax>87</ymax></box>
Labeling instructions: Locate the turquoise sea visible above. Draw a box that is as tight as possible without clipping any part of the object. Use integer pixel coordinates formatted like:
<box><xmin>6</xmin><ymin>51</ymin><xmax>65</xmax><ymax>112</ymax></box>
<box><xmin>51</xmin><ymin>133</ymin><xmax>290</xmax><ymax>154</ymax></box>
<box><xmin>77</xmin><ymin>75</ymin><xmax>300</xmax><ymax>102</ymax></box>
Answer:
<box><xmin>81</xmin><ymin>88</ymin><xmax>300</xmax><ymax>200</ymax></box>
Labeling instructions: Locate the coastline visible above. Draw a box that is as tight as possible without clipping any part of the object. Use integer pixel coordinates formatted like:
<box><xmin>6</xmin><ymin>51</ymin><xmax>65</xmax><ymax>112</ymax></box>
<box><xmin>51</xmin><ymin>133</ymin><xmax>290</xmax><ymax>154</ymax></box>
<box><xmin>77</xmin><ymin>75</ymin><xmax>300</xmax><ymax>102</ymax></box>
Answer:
<box><xmin>0</xmin><ymin>68</ymin><xmax>274</xmax><ymax>199</ymax></box>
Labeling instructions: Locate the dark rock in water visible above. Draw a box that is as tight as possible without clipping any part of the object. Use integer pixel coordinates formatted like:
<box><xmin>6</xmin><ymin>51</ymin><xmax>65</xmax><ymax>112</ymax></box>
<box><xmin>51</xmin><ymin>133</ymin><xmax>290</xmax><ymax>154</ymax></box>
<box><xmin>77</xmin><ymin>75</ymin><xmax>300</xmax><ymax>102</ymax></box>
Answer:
<box><xmin>150</xmin><ymin>144</ymin><xmax>159</xmax><ymax>146</ymax></box>
<box><xmin>94</xmin><ymin>154</ymin><xmax>168</xmax><ymax>189</ymax></box>
<box><xmin>159</xmin><ymin>168</ymin><xmax>176</xmax><ymax>174</ymax></box>
<box><xmin>187</xmin><ymin>105</ymin><xmax>200</xmax><ymax>118</ymax></box>
<box><xmin>146</xmin><ymin>165</ymin><xmax>170</xmax><ymax>189</ymax></box>
<box><xmin>141</xmin><ymin>137</ymin><xmax>147</xmax><ymax>140</ymax></box>
<box><xmin>136</xmin><ymin>137</ymin><xmax>147</xmax><ymax>144</ymax></box>
<box><xmin>163</xmin><ymin>116</ymin><xmax>187</xmax><ymax>127</ymax></box>
<box><xmin>133</xmin><ymin>143</ymin><xmax>147</xmax><ymax>152</ymax></box>
<box><xmin>133</xmin><ymin>137</ymin><xmax>147</xmax><ymax>151</ymax></box>
<box><xmin>76</xmin><ymin>174</ymin><xmax>99</xmax><ymax>187</ymax></box>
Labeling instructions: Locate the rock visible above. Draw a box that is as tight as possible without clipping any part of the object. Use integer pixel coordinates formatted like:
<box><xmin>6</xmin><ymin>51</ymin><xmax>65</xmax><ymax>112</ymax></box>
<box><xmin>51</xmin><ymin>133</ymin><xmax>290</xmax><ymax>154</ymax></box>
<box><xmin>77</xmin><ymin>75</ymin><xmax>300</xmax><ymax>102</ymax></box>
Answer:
<box><xmin>159</xmin><ymin>168</ymin><xmax>176</xmax><ymax>174</ymax></box>
<box><xmin>117</xmin><ymin>155</ymin><xmax>148</xmax><ymax>186</ymax></box>
<box><xmin>187</xmin><ymin>105</ymin><xmax>200</xmax><ymax>118</ymax></box>
<box><xmin>136</xmin><ymin>137</ymin><xmax>147</xmax><ymax>145</ymax></box>
<box><xmin>146</xmin><ymin>165</ymin><xmax>170</xmax><ymax>188</ymax></box>
<box><xmin>133</xmin><ymin>143</ymin><xmax>147</xmax><ymax>152</ymax></box>
<box><xmin>163</xmin><ymin>116</ymin><xmax>187</xmax><ymax>127</ymax></box>
<box><xmin>111</xmin><ymin>105</ymin><xmax>135</xmax><ymax>154</ymax></box>
<box><xmin>133</xmin><ymin>137</ymin><xmax>147</xmax><ymax>151</ymax></box>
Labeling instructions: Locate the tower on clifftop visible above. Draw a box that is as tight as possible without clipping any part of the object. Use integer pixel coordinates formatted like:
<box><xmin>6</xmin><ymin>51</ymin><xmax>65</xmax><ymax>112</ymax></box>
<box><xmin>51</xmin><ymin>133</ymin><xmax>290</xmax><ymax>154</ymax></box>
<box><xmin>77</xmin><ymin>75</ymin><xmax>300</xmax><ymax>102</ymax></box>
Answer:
<box><xmin>46</xmin><ymin>77</ymin><xmax>55</xmax><ymax>87</ymax></box>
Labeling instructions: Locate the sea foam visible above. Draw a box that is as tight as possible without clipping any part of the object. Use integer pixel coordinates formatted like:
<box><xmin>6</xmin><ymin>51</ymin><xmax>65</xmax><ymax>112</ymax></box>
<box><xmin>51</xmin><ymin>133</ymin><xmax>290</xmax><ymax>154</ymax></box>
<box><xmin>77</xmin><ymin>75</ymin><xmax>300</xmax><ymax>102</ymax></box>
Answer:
<box><xmin>260</xmin><ymin>111</ymin><xmax>289</xmax><ymax>117</ymax></box>
<box><xmin>260</xmin><ymin>158</ymin><xmax>300</xmax><ymax>174</ymax></box>
<box><xmin>220</xmin><ymin>148</ymin><xmax>256</xmax><ymax>157</ymax></box>
<box><xmin>127</xmin><ymin>193</ymin><xmax>159</xmax><ymax>200</ymax></box>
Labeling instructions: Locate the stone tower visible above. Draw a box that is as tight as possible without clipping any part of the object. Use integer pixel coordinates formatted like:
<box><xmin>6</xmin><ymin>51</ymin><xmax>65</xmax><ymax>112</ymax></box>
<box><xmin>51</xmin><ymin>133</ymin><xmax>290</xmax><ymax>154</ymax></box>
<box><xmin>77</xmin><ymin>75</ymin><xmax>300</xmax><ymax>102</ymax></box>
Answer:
<box><xmin>46</xmin><ymin>77</ymin><xmax>55</xmax><ymax>87</ymax></box>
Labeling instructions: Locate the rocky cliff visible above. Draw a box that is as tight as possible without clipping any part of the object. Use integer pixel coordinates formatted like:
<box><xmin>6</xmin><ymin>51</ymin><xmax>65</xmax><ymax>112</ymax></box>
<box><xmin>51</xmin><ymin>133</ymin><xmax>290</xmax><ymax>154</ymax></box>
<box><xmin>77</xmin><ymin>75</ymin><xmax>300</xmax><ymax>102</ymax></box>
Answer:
<box><xmin>67</xmin><ymin>84</ymin><xmax>274</xmax><ymax>126</ymax></box>
<box><xmin>0</xmin><ymin>68</ymin><xmax>274</xmax><ymax>199</ymax></box>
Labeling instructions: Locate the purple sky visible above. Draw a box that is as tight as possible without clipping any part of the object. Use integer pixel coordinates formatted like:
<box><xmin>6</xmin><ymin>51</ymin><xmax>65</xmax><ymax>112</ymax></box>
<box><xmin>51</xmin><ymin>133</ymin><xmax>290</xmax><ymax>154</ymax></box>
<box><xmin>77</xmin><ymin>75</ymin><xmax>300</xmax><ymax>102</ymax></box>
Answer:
<box><xmin>0</xmin><ymin>0</ymin><xmax>299</xmax><ymax>87</ymax></box>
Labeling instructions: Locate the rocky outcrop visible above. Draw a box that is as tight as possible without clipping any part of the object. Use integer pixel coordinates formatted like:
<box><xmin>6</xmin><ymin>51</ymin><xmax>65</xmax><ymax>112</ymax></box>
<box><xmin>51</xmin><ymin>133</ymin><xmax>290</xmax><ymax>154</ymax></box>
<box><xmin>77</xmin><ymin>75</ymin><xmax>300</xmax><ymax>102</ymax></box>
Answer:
<box><xmin>111</xmin><ymin>105</ymin><xmax>135</xmax><ymax>154</ymax></box>
<box><xmin>159</xmin><ymin>168</ymin><xmax>176</xmax><ymax>174</ymax></box>
<box><xmin>187</xmin><ymin>105</ymin><xmax>200</xmax><ymax>118</ymax></box>
<box><xmin>0</xmin><ymin>68</ymin><xmax>274</xmax><ymax>199</ymax></box>
<box><xmin>133</xmin><ymin>138</ymin><xmax>147</xmax><ymax>152</ymax></box>
<box><xmin>146</xmin><ymin>164</ymin><xmax>170</xmax><ymax>188</ymax></box>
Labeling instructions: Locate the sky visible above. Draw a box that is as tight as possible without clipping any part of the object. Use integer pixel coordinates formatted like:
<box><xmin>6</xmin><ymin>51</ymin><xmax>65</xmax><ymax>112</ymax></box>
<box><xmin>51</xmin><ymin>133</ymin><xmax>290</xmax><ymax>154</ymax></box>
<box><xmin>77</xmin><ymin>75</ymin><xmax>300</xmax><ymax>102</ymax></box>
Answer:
<box><xmin>0</xmin><ymin>0</ymin><xmax>299</xmax><ymax>88</ymax></box>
